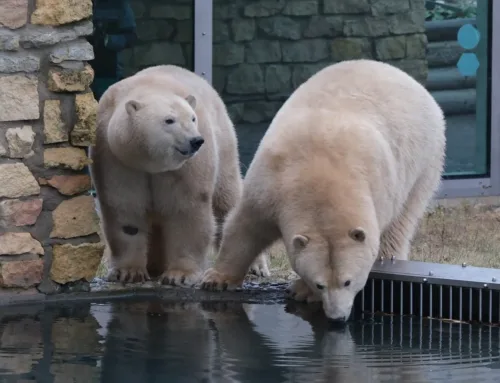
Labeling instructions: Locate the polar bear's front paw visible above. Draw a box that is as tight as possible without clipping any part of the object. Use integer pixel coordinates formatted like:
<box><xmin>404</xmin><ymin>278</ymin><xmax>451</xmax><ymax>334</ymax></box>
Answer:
<box><xmin>200</xmin><ymin>268</ymin><xmax>243</xmax><ymax>291</ymax></box>
<box><xmin>106</xmin><ymin>267</ymin><xmax>150</xmax><ymax>283</ymax></box>
<box><xmin>286</xmin><ymin>278</ymin><xmax>321</xmax><ymax>303</ymax></box>
<box><xmin>160</xmin><ymin>269</ymin><xmax>202</xmax><ymax>287</ymax></box>
<box><xmin>248</xmin><ymin>254</ymin><xmax>271</xmax><ymax>277</ymax></box>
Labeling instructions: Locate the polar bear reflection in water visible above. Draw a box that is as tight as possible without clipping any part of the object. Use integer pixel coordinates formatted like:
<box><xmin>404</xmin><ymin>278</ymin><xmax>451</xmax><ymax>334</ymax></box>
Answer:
<box><xmin>91</xmin><ymin>301</ymin><xmax>431</xmax><ymax>383</ymax></box>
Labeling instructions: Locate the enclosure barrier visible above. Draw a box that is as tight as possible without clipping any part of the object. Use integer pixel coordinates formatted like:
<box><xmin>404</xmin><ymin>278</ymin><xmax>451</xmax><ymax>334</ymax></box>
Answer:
<box><xmin>355</xmin><ymin>259</ymin><xmax>500</xmax><ymax>325</ymax></box>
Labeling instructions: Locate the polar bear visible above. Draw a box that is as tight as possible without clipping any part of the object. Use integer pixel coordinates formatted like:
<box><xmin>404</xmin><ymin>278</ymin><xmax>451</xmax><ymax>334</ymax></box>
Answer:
<box><xmin>200</xmin><ymin>59</ymin><xmax>446</xmax><ymax>322</ymax></box>
<box><xmin>89</xmin><ymin>64</ymin><xmax>269</xmax><ymax>285</ymax></box>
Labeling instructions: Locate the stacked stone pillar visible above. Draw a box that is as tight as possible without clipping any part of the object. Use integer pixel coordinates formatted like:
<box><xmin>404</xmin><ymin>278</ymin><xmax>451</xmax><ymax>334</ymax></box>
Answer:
<box><xmin>0</xmin><ymin>0</ymin><xmax>104</xmax><ymax>296</ymax></box>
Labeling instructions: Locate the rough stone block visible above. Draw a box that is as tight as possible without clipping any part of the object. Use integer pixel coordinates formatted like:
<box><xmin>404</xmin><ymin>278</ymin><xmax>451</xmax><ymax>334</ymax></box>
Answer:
<box><xmin>388</xmin><ymin>59</ymin><xmax>428</xmax><ymax>84</ymax></box>
<box><xmin>343</xmin><ymin>16</ymin><xmax>390</xmax><ymax>37</ymax></box>
<box><xmin>20</xmin><ymin>21</ymin><xmax>93</xmax><ymax>48</ymax></box>
<box><xmin>226</xmin><ymin>64</ymin><xmax>265</xmax><ymax>95</ymax></box>
<box><xmin>44</xmin><ymin>147</ymin><xmax>90</xmax><ymax>170</ymax></box>
<box><xmin>375</xmin><ymin>36</ymin><xmax>407</xmax><ymax>60</ymax></box>
<box><xmin>0</xmin><ymin>0</ymin><xmax>28</xmax><ymax>29</ymax></box>
<box><xmin>43</xmin><ymin>100</ymin><xmax>67</xmax><ymax>144</ymax></box>
<box><xmin>283</xmin><ymin>0</ymin><xmax>318</xmax><ymax>16</ymax></box>
<box><xmin>406</xmin><ymin>33</ymin><xmax>427</xmax><ymax>59</ymax></box>
<box><xmin>0</xmin><ymin>52</ymin><xmax>40</xmax><ymax>73</ymax></box>
<box><xmin>0</xmin><ymin>142</ymin><xmax>6</xmax><ymax>157</ymax></box>
<box><xmin>244</xmin><ymin>1</ymin><xmax>286</xmax><ymax>17</ymax></box>
<box><xmin>0</xmin><ymin>233</ymin><xmax>44</xmax><ymax>255</ymax></box>
<box><xmin>213</xmin><ymin>22</ymin><xmax>230</xmax><ymax>42</ymax></box>
<box><xmin>388</xmin><ymin>11</ymin><xmax>426</xmax><ymax>34</ymax></box>
<box><xmin>0</xmin><ymin>31</ymin><xmax>20</xmax><ymax>51</ymax></box>
<box><xmin>304</xmin><ymin>16</ymin><xmax>343</xmax><ymax>38</ymax></box>
<box><xmin>0</xmin><ymin>163</ymin><xmax>40</xmax><ymax>198</ymax></box>
<box><xmin>213</xmin><ymin>42</ymin><xmax>245</xmax><ymax>66</ymax></box>
<box><xmin>136</xmin><ymin>20</ymin><xmax>175</xmax><ymax>42</ymax></box>
<box><xmin>265</xmin><ymin>65</ymin><xmax>292</xmax><ymax>94</ymax></box>
<box><xmin>45</xmin><ymin>175</ymin><xmax>91</xmax><ymax>196</ymax></box>
<box><xmin>292</xmin><ymin>63</ymin><xmax>328</xmax><ymax>88</ymax></box>
<box><xmin>133</xmin><ymin>42</ymin><xmax>185</xmax><ymax>67</ymax></box>
<box><xmin>0</xmin><ymin>199</ymin><xmax>43</xmax><ymax>227</ymax></box>
<box><xmin>410</xmin><ymin>0</ymin><xmax>426</xmax><ymax>9</ymax></box>
<box><xmin>47</xmin><ymin>64</ymin><xmax>94</xmax><ymax>92</ymax></box>
<box><xmin>0</xmin><ymin>75</ymin><xmax>39</xmax><ymax>122</ymax></box>
<box><xmin>173</xmin><ymin>20</ymin><xmax>193</xmax><ymax>43</ymax></box>
<box><xmin>324</xmin><ymin>0</ymin><xmax>370</xmax><ymax>14</ymax></box>
<box><xmin>0</xmin><ymin>259</ymin><xmax>44</xmax><ymax>288</ymax></box>
<box><xmin>31</xmin><ymin>0</ymin><xmax>92</xmax><ymax>26</ymax></box>
<box><xmin>227</xmin><ymin>103</ymin><xmax>244</xmax><ymax>123</ymax></box>
<box><xmin>6</xmin><ymin>125</ymin><xmax>35</xmax><ymax>158</ymax></box>
<box><xmin>246</xmin><ymin>40</ymin><xmax>281</xmax><ymax>63</ymax></box>
<box><xmin>371</xmin><ymin>0</ymin><xmax>410</xmax><ymax>15</ymax></box>
<box><xmin>214</xmin><ymin>4</ymin><xmax>238</xmax><ymax>20</ymax></box>
<box><xmin>331</xmin><ymin>38</ymin><xmax>373</xmax><ymax>61</ymax></box>
<box><xmin>232</xmin><ymin>19</ymin><xmax>256</xmax><ymax>42</ymax></box>
<box><xmin>50</xmin><ymin>243</ymin><xmax>105</xmax><ymax>284</ymax></box>
<box><xmin>149</xmin><ymin>5</ymin><xmax>191</xmax><ymax>20</ymax></box>
<box><xmin>71</xmin><ymin>93</ymin><xmax>98</xmax><ymax>147</ymax></box>
<box><xmin>282</xmin><ymin>39</ymin><xmax>329</xmax><ymax>63</ymax></box>
<box><xmin>50</xmin><ymin>195</ymin><xmax>99</xmax><ymax>239</ymax></box>
<box><xmin>49</xmin><ymin>39</ymin><xmax>94</xmax><ymax>63</ymax></box>
<box><xmin>258</xmin><ymin>16</ymin><xmax>301</xmax><ymax>40</ymax></box>
<box><xmin>242</xmin><ymin>101</ymin><xmax>282</xmax><ymax>123</ymax></box>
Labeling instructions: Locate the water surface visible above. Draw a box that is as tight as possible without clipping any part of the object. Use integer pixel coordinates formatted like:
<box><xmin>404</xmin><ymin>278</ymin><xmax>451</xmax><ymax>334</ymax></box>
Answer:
<box><xmin>0</xmin><ymin>298</ymin><xmax>499</xmax><ymax>382</ymax></box>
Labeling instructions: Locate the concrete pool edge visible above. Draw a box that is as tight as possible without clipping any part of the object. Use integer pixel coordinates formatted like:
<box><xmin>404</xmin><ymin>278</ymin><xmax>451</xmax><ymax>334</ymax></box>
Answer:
<box><xmin>0</xmin><ymin>282</ymin><xmax>290</xmax><ymax>309</ymax></box>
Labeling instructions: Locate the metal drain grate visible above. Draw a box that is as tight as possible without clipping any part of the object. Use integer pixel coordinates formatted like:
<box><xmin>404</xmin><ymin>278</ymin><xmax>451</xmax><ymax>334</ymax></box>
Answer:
<box><xmin>353</xmin><ymin>259</ymin><xmax>500</xmax><ymax>325</ymax></box>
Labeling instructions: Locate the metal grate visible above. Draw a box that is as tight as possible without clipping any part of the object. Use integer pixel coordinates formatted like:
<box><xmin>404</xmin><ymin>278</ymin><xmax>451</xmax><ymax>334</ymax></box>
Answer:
<box><xmin>352</xmin><ymin>259</ymin><xmax>500</xmax><ymax>325</ymax></box>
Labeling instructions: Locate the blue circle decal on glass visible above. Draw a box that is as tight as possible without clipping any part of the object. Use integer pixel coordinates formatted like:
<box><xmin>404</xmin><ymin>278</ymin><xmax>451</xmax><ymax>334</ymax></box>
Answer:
<box><xmin>457</xmin><ymin>24</ymin><xmax>480</xmax><ymax>50</ymax></box>
<box><xmin>457</xmin><ymin>53</ymin><xmax>480</xmax><ymax>77</ymax></box>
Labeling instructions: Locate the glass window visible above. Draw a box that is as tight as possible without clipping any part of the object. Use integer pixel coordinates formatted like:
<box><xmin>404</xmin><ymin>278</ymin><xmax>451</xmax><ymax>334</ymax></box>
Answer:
<box><xmin>88</xmin><ymin>0</ymin><xmax>194</xmax><ymax>101</ymax></box>
<box><xmin>212</xmin><ymin>0</ymin><xmax>491</xmax><ymax>178</ymax></box>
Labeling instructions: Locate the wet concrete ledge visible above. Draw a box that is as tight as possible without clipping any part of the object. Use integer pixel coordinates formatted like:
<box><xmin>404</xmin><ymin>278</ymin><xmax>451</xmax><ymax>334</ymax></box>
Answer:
<box><xmin>0</xmin><ymin>280</ymin><xmax>290</xmax><ymax>309</ymax></box>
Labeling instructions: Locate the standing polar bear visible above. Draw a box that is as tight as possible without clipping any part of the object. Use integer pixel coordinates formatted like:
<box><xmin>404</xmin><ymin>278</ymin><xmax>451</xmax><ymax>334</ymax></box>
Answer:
<box><xmin>201</xmin><ymin>59</ymin><xmax>446</xmax><ymax>322</ymax></box>
<box><xmin>89</xmin><ymin>65</ymin><xmax>269</xmax><ymax>285</ymax></box>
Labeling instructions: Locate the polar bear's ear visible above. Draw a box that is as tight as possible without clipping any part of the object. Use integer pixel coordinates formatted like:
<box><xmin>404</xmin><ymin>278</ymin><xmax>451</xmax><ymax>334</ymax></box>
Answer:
<box><xmin>349</xmin><ymin>227</ymin><xmax>366</xmax><ymax>243</ymax></box>
<box><xmin>125</xmin><ymin>100</ymin><xmax>143</xmax><ymax>115</ymax></box>
<box><xmin>185</xmin><ymin>94</ymin><xmax>197</xmax><ymax>109</ymax></box>
<box><xmin>292</xmin><ymin>234</ymin><xmax>309</xmax><ymax>251</ymax></box>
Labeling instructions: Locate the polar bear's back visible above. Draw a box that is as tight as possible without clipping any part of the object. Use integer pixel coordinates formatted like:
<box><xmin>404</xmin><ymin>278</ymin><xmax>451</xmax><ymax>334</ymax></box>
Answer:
<box><xmin>258</xmin><ymin>59</ymin><xmax>445</xmax><ymax>184</ymax></box>
<box><xmin>245</xmin><ymin>59</ymin><xmax>445</xmax><ymax>225</ymax></box>
<box><xmin>277</xmin><ymin>59</ymin><xmax>444</xmax><ymax>155</ymax></box>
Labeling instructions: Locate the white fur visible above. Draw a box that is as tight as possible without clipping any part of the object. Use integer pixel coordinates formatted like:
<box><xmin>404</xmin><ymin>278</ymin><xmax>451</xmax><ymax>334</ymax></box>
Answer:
<box><xmin>201</xmin><ymin>59</ymin><xmax>446</xmax><ymax>321</ymax></box>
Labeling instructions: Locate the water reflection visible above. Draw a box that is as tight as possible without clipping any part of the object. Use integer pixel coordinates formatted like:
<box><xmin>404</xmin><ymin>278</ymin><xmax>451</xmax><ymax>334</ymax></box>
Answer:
<box><xmin>0</xmin><ymin>299</ymin><xmax>499</xmax><ymax>382</ymax></box>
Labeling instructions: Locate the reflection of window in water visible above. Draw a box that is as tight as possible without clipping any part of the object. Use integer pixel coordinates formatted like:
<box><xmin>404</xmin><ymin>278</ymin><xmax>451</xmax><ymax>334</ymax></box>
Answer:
<box><xmin>87</xmin><ymin>0</ymin><xmax>137</xmax><ymax>101</ymax></box>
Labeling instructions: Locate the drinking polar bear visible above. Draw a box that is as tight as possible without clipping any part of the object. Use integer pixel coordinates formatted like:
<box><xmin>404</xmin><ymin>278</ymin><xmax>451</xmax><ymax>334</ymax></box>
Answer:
<box><xmin>89</xmin><ymin>64</ymin><xmax>269</xmax><ymax>285</ymax></box>
<box><xmin>200</xmin><ymin>59</ymin><xmax>446</xmax><ymax>322</ymax></box>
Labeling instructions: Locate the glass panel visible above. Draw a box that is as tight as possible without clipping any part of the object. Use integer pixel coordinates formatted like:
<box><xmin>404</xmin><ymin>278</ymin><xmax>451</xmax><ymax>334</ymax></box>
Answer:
<box><xmin>211</xmin><ymin>0</ymin><xmax>491</xmax><ymax>178</ymax></box>
<box><xmin>88</xmin><ymin>0</ymin><xmax>195</xmax><ymax>101</ymax></box>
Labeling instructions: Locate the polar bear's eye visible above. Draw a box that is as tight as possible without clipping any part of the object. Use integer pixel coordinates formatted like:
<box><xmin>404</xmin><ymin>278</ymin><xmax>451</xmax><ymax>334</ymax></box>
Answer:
<box><xmin>316</xmin><ymin>284</ymin><xmax>325</xmax><ymax>290</ymax></box>
<box><xmin>165</xmin><ymin>118</ymin><xmax>175</xmax><ymax>124</ymax></box>
<box><xmin>344</xmin><ymin>280</ymin><xmax>351</xmax><ymax>287</ymax></box>
<box><xmin>192</xmin><ymin>116</ymin><xmax>196</xmax><ymax>122</ymax></box>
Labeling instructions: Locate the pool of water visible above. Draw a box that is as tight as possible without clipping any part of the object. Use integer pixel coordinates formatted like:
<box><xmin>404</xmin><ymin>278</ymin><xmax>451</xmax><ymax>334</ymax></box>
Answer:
<box><xmin>0</xmin><ymin>298</ymin><xmax>499</xmax><ymax>383</ymax></box>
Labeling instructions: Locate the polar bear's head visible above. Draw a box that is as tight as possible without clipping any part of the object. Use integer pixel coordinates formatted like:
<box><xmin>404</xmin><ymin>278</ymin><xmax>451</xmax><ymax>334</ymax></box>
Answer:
<box><xmin>107</xmin><ymin>93</ymin><xmax>204</xmax><ymax>173</ymax></box>
<box><xmin>289</xmin><ymin>226</ymin><xmax>379</xmax><ymax>323</ymax></box>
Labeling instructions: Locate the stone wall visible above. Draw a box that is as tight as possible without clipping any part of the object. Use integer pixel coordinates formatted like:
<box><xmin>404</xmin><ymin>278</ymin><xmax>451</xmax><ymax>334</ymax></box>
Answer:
<box><xmin>0</xmin><ymin>0</ymin><xmax>104</xmax><ymax>296</ymax></box>
<box><xmin>210</xmin><ymin>0</ymin><xmax>428</xmax><ymax>169</ymax></box>
<box><xmin>122</xmin><ymin>0</ymin><xmax>195</xmax><ymax>77</ymax></box>
<box><xmin>212</xmin><ymin>0</ymin><xmax>428</xmax><ymax>121</ymax></box>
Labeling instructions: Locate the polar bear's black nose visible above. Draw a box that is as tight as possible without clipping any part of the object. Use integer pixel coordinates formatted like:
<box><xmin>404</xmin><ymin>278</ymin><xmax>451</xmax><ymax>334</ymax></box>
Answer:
<box><xmin>190</xmin><ymin>136</ymin><xmax>205</xmax><ymax>152</ymax></box>
<box><xmin>328</xmin><ymin>317</ymin><xmax>347</xmax><ymax>329</ymax></box>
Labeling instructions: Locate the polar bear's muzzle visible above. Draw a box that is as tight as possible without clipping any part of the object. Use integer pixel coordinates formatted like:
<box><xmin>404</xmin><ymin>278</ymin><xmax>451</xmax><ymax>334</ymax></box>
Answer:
<box><xmin>176</xmin><ymin>136</ymin><xmax>205</xmax><ymax>157</ymax></box>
